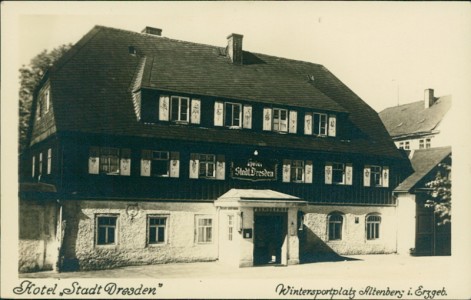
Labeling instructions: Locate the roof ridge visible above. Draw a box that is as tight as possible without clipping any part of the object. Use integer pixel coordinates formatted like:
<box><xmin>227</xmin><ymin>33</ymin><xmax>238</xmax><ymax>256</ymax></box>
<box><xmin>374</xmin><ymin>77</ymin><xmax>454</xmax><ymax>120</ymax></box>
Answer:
<box><xmin>94</xmin><ymin>25</ymin><xmax>325</xmax><ymax>68</ymax></box>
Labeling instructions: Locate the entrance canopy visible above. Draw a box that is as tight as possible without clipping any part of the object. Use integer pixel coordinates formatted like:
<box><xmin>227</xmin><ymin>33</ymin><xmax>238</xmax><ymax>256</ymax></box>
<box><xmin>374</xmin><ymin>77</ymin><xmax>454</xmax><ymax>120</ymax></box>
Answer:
<box><xmin>215</xmin><ymin>189</ymin><xmax>307</xmax><ymax>208</ymax></box>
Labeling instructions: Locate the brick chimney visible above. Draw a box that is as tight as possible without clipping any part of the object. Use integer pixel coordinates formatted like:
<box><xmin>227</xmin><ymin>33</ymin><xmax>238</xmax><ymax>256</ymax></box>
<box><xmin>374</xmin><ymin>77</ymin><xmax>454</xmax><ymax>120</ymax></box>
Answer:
<box><xmin>227</xmin><ymin>33</ymin><xmax>243</xmax><ymax>65</ymax></box>
<box><xmin>424</xmin><ymin>88</ymin><xmax>435</xmax><ymax>108</ymax></box>
<box><xmin>141</xmin><ymin>26</ymin><xmax>162</xmax><ymax>36</ymax></box>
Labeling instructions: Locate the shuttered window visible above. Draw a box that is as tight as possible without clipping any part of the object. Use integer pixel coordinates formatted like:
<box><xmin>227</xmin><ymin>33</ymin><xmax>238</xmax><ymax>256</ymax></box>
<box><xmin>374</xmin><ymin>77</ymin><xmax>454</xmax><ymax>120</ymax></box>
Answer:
<box><xmin>170</xmin><ymin>96</ymin><xmax>189</xmax><ymax>122</ymax></box>
<box><xmin>199</xmin><ymin>154</ymin><xmax>216</xmax><ymax>178</ymax></box>
<box><xmin>273</xmin><ymin>108</ymin><xmax>288</xmax><ymax>132</ymax></box>
<box><xmin>364</xmin><ymin>165</ymin><xmax>389</xmax><ymax>187</ymax></box>
<box><xmin>225</xmin><ymin>102</ymin><xmax>242</xmax><ymax>128</ymax></box>
<box><xmin>291</xmin><ymin>160</ymin><xmax>305</xmax><ymax>183</ymax></box>
<box><xmin>313</xmin><ymin>113</ymin><xmax>328</xmax><ymax>136</ymax></box>
<box><xmin>88</xmin><ymin>147</ymin><xmax>131</xmax><ymax>176</ymax></box>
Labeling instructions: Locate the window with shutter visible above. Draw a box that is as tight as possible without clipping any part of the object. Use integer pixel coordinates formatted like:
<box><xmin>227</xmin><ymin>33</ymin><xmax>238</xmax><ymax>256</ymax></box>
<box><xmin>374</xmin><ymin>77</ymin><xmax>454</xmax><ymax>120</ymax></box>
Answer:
<box><xmin>159</xmin><ymin>95</ymin><xmax>170</xmax><ymax>121</ymax></box>
<box><xmin>263</xmin><ymin>108</ymin><xmax>272</xmax><ymax>131</ymax></box>
<box><xmin>345</xmin><ymin>163</ymin><xmax>353</xmax><ymax>185</ymax></box>
<box><xmin>191</xmin><ymin>99</ymin><xmax>201</xmax><ymax>124</ymax></box>
<box><xmin>170</xmin><ymin>96</ymin><xmax>189</xmax><ymax>123</ymax></box>
<box><xmin>216</xmin><ymin>155</ymin><xmax>225</xmax><ymax>180</ymax></box>
<box><xmin>189</xmin><ymin>153</ymin><xmax>200</xmax><ymax>179</ymax></box>
<box><xmin>290</xmin><ymin>160</ymin><xmax>304</xmax><ymax>182</ymax></box>
<box><xmin>328</xmin><ymin>115</ymin><xmax>336</xmax><ymax>137</ymax></box>
<box><xmin>382</xmin><ymin>166</ymin><xmax>389</xmax><ymax>188</ymax></box>
<box><xmin>363</xmin><ymin>166</ymin><xmax>371</xmax><ymax>187</ymax></box>
<box><xmin>170</xmin><ymin>152</ymin><xmax>180</xmax><ymax>178</ymax></box>
<box><xmin>214</xmin><ymin>101</ymin><xmax>224</xmax><ymax>126</ymax></box>
<box><xmin>243</xmin><ymin>105</ymin><xmax>252</xmax><ymax>129</ymax></box>
<box><xmin>120</xmin><ymin>149</ymin><xmax>131</xmax><ymax>176</ymax></box>
<box><xmin>305</xmin><ymin>160</ymin><xmax>313</xmax><ymax>184</ymax></box>
<box><xmin>273</xmin><ymin>108</ymin><xmax>288</xmax><ymax>132</ymax></box>
<box><xmin>289</xmin><ymin>111</ymin><xmax>297</xmax><ymax>133</ymax></box>
<box><xmin>88</xmin><ymin>147</ymin><xmax>100</xmax><ymax>174</ymax></box>
<box><xmin>282</xmin><ymin>159</ymin><xmax>291</xmax><ymax>182</ymax></box>
<box><xmin>325</xmin><ymin>163</ymin><xmax>332</xmax><ymax>184</ymax></box>
<box><xmin>225</xmin><ymin>103</ymin><xmax>242</xmax><ymax>128</ymax></box>
<box><xmin>313</xmin><ymin>113</ymin><xmax>328</xmax><ymax>136</ymax></box>
<box><xmin>304</xmin><ymin>113</ymin><xmax>313</xmax><ymax>135</ymax></box>
<box><xmin>141</xmin><ymin>150</ymin><xmax>152</xmax><ymax>177</ymax></box>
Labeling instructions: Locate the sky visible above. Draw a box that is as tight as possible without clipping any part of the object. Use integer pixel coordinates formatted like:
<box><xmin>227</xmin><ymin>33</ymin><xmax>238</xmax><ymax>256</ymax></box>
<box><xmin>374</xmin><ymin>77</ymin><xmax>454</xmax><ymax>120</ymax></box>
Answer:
<box><xmin>6</xmin><ymin>2</ymin><xmax>470</xmax><ymax>113</ymax></box>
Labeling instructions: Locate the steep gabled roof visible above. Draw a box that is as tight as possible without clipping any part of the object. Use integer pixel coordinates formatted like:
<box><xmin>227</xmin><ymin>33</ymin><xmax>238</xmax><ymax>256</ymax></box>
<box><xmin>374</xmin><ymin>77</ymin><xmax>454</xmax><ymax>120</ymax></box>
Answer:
<box><xmin>394</xmin><ymin>146</ymin><xmax>451</xmax><ymax>192</ymax></box>
<box><xmin>379</xmin><ymin>96</ymin><xmax>452</xmax><ymax>138</ymax></box>
<box><xmin>43</xmin><ymin>25</ymin><xmax>402</xmax><ymax>158</ymax></box>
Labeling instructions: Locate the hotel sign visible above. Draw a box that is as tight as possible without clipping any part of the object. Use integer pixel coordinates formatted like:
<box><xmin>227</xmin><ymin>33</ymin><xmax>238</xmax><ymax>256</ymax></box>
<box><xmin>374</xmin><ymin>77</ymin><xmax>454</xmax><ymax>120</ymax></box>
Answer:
<box><xmin>231</xmin><ymin>159</ymin><xmax>277</xmax><ymax>181</ymax></box>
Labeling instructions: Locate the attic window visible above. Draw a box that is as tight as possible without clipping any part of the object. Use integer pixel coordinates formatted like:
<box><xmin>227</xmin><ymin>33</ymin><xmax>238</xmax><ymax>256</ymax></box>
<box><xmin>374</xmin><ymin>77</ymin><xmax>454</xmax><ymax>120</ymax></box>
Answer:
<box><xmin>307</xmin><ymin>74</ymin><xmax>315</xmax><ymax>82</ymax></box>
<box><xmin>129</xmin><ymin>46</ymin><xmax>137</xmax><ymax>55</ymax></box>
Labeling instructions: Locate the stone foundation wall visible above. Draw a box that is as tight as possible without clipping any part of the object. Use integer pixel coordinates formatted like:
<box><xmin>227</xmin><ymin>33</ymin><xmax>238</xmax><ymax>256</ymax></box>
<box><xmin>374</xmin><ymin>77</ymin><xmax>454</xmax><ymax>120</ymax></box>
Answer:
<box><xmin>61</xmin><ymin>200</ymin><xmax>218</xmax><ymax>271</ymax></box>
<box><xmin>300</xmin><ymin>204</ymin><xmax>396</xmax><ymax>259</ymax></box>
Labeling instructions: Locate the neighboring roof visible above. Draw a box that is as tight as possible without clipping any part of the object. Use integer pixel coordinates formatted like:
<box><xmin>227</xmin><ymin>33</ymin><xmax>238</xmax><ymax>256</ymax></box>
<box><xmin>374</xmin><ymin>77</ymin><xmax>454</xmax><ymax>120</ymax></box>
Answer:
<box><xmin>379</xmin><ymin>96</ymin><xmax>452</xmax><ymax>138</ymax></box>
<box><xmin>394</xmin><ymin>146</ymin><xmax>451</xmax><ymax>192</ymax></box>
<box><xmin>44</xmin><ymin>25</ymin><xmax>402</xmax><ymax>159</ymax></box>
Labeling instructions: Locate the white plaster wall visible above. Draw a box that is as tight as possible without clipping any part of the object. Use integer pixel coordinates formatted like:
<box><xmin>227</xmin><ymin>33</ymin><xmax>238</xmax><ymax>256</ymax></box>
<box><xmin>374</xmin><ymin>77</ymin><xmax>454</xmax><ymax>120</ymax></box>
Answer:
<box><xmin>18</xmin><ymin>201</ymin><xmax>57</xmax><ymax>273</ymax></box>
<box><xmin>300</xmin><ymin>205</ymin><xmax>397</xmax><ymax>257</ymax></box>
<box><xmin>431</xmin><ymin>110</ymin><xmax>453</xmax><ymax>148</ymax></box>
<box><xmin>396</xmin><ymin>194</ymin><xmax>416</xmax><ymax>255</ymax></box>
<box><xmin>62</xmin><ymin>201</ymin><xmax>218</xmax><ymax>271</ymax></box>
<box><xmin>218</xmin><ymin>209</ymin><xmax>241</xmax><ymax>267</ymax></box>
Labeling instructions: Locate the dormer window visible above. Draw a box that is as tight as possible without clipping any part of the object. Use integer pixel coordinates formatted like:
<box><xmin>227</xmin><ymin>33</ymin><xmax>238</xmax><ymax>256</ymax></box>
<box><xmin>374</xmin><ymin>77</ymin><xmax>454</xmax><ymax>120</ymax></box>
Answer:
<box><xmin>273</xmin><ymin>108</ymin><xmax>288</xmax><ymax>132</ymax></box>
<box><xmin>170</xmin><ymin>96</ymin><xmax>189</xmax><ymax>123</ymax></box>
<box><xmin>225</xmin><ymin>102</ymin><xmax>242</xmax><ymax>128</ymax></box>
<box><xmin>313</xmin><ymin>113</ymin><xmax>328</xmax><ymax>136</ymax></box>
<box><xmin>304</xmin><ymin>112</ymin><xmax>336</xmax><ymax>137</ymax></box>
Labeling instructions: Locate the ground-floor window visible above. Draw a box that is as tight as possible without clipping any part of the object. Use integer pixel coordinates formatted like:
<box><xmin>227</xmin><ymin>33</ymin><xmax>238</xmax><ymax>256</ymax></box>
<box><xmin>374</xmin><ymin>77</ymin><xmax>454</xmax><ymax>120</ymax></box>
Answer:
<box><xmin>196</xmin><ymin>216</ymin><xmax>213</xmax><ymax>243</ymax></box>
<box><xmin>366</xmin><ymin>215</ymin><xmax>381</xmax><ymax>240</ymax></box>
<box><xmin>96</xmin><ymin>215</ymin><xmax>118</xmax><ymax>245</ymax></box>
<box><xmin>328</xmin><ymin>213</ymin><xmax>343</xmax><ymax>240</ymax></box>
<box><xmin>148</xmin><ymin>215</ymin><xmax>168</xmax><ymax>244</ymax></box>
<box><xmin>227</xmin><ymin>215</ymin><xmax>234</xmax><ymax>241</ymax></box>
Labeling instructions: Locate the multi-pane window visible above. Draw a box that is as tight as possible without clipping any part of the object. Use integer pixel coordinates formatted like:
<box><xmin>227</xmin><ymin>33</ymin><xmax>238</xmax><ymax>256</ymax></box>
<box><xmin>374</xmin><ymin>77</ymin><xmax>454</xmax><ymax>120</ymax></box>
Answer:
<box><xmin>148</xmin><ymin>216</ymin><xmax>168</xmax><ymax>244</ymax></box>
<box><xmin>291</xmin><ymin>160</ymin><xmax>305</xmax><ymax>182</ymax></box>
<box><xmin>419</xmin><ymin>139</ymin><xmax>425</xmax><ymax>149</ymax></box>
<box><xmin>47</xmin><ymin>148</ymin><xmax>52</xmax><ymax>174</ymax></box>
<box><xmin>370</xmin><ymin>166</ymin><xmax>382</xmax><ymax>186</ymax></box>
<box><xmin>273</xmin><ymin>108</ymin><xmax>288</xmax><ymax>132</ymax></box>
<box><xmin>100</xmin><ymin>148</ymin><xmax>120</xmax><ymax>174</ymax></box>
<box><xmin>332</xmin><ymin>163</ymin><xmax>345</xmax><ymax>184</ymax></box>
<box><xmin>328</xmin><ymin>213</ymin><xmax>343</xmax><ymax>240</ymax></box>
<box><xmin>426</xmin><ymin>138</ymin><xmax>431</xmax><ymax>149</ymax></box>
<box><xmin>196</xmin><ymin>217</ymin><xmax>213</xmax><ymax>243</ymax></box>
<box><xmin>366</xmin><ymin>215</ymin><xmax>381</xmax><ymax>240</ymax></box>
<box><xmin>313</xmin><ymin>113</ymin><xmax>328</xmax><ymax>136</ymax></box>
<box><xmin>170</xmin><ymin>96</ymin><xmax>189</xmax><ymax>122</ymax></box>
<box><xmin>228</xmin><ymin>215</ymin><xmax>234</xmax><ymax>241</ymax></box>
<box><xmin>225</xmin><ymin>103</ymin><xmax>242</xmax><ymax>128</ymax></box>
<box><xmin>398</xmin><ymin>142</ymin><xmax>404</xmax><ymax>149</ymax></box>
<box><xmin>96</xmin><ymin>216</ymin><xmax>117</xmax><ymax>245</ymax></box>
<box><xmin>151</xmin><ymin>151</ymin><xmax>169</xmax><ymax>177</ymax></box>
<box><xmin>199</xmin><ymin>154</ymin><xmax>216</xmax><ymax>178</ymax></box>
<box><xmin>405</xmin><ymin>141</ymin><xmax>410</xmax><ymax>150</ymax></box>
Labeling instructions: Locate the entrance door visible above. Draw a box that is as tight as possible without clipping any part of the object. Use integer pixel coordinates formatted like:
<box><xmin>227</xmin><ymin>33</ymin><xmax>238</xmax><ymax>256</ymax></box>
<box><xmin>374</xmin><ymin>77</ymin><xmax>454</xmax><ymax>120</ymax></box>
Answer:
<box><xmin>253</xmin><ymin>213</ymin><xmax>287</xmax><ymax>265</ymax></box>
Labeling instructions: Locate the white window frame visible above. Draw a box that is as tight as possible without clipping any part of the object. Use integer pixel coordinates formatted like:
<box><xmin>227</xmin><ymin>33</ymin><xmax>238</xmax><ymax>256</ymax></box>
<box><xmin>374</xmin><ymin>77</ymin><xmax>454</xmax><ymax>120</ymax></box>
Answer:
<box><xmin>273</xmin><ymin>108</ymin><xmax>288</xmax><ymax>132</ymax></box>
<box><xmin>313</xmin><ymin>112</ymin><xmax>328</xmax><ymax>136</ymax></box>
<box><xmin>196</xmin><ymin>216</ymin><xmax>213</xmax><ymax>244</ymax></box>
<box><xmin>290</xmin><ymin>160</ymin><xmax>305</xmax><ymax>183</ymax></box>
<box><xmin>96</xmin><ymin>215</ymin><xmax>118</xmax><ymax>246</ymax></box>
<box><xmin>198</xmin><ymin>154</ymin><xmax>216</xmax><ymax>178</ymax></box>
<box><xmin>328</xmin><ymin>213</ymin><xmax>343</xmax><ymax>241</ymax></box>
<box><xmin>332</xmin><ymin>162</ymin><xmax>345</xmax><ymax>184</ymax></box>
<box><xmin>170</xmin><ymin>96</ymin><xmax>190</xmax><ymax>123</ymax></box>
<box><xmin>366</xmin><ymin>214</ymin><xmax>381</xmax><ymax>240</ymax></box>
<box><xmin>147</xmin><ymin>215</ymin><xmax>169</xmax><ymax>245</ymax></box>
<box><xmin>224</xmin><ymin>102</ymin><xmax>242</xmax><ymax>128</ymax></box>
<box><xmin>419</xmin><ymin>139</ymin><xmax>425</xmax><ymax>149</ymax></box>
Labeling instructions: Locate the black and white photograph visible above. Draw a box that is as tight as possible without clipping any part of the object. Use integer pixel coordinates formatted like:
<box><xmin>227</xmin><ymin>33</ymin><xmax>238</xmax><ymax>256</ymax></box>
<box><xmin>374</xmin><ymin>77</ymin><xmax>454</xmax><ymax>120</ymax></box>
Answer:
<box><xmin>1</xmin><ymin>2</ymin><xmax>471</xmax><ymax>299</ymax></box>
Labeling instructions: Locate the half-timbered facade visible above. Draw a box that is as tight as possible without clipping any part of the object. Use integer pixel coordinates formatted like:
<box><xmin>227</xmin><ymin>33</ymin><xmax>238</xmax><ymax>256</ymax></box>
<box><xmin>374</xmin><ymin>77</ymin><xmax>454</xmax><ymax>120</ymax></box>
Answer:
<box><xmin>19</xmin><ymin>26</ymin><xmax>412</xmax><ymax>272</ymax></box>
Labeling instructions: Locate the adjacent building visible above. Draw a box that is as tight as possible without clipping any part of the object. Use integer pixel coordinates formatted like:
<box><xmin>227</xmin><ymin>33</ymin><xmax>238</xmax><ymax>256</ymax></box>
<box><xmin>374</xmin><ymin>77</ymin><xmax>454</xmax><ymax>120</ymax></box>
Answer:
<box><xmin>379</xmin><ymin>89</ymin><xmax>452</xmax><ymax>150</ymax></box>
<box><xmin>19</xmin><ymin>25</ymin><xmax>412</xmax><ymax>272</ymax></box>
